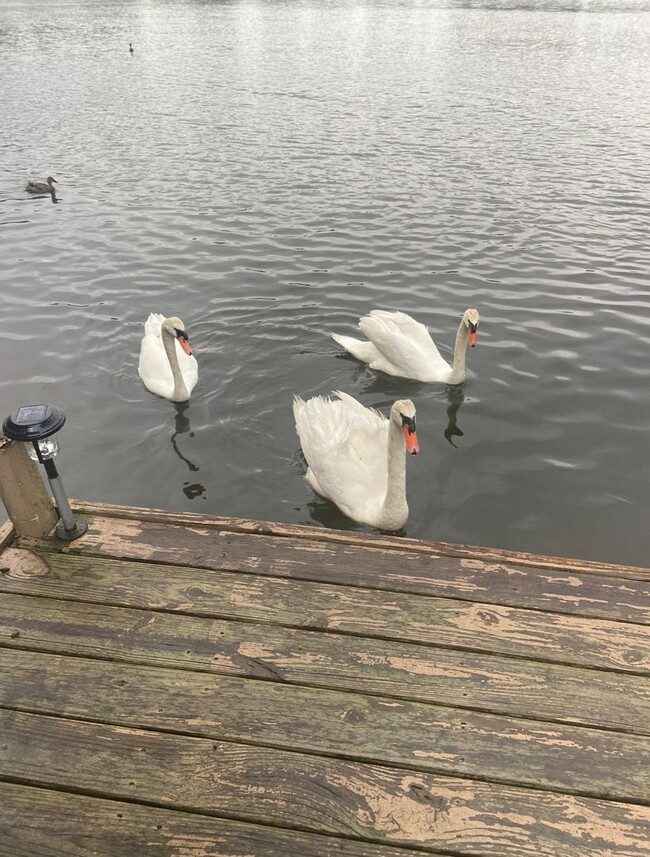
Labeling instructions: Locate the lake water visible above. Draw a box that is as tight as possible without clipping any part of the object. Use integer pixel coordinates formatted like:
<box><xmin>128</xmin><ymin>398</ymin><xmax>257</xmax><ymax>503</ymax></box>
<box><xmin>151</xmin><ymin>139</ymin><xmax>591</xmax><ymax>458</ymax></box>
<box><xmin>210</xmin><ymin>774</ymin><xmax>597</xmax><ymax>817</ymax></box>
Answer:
<box><xmin>1</xmin><ymin>0</ymin><xmax>649</xmax><ymax>566</ymax></box>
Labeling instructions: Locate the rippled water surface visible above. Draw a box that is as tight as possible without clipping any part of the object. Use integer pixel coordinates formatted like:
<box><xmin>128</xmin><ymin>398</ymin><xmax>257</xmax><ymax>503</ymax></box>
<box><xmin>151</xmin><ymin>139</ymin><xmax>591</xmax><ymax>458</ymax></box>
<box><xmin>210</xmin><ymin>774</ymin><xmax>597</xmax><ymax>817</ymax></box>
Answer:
<box><xmin>1</xmin><ymin>0</ymin><xmax>650</xmax><ymax>565</ymax></box>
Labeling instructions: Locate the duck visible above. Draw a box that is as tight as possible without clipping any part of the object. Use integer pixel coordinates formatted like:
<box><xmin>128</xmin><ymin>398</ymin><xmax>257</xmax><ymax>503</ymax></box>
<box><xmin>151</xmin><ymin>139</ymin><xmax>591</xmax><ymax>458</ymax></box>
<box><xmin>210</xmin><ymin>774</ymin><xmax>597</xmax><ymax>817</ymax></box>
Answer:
<box><xmin>129</xmin><ymin>42</ymin><xmax>134</xmax><ymax>54</ymax></box>
<box><xmin>293</xmin><ymin>391</ymin><xmax>419</xmax><ymax>531</ymax></box>
<box><xmin>25</xmin><ymin>176</ymin><xmax>57</xmax><ymax>194</ymax></box>
<box><xmin>332</xmin><ymin>308</ymin><xmax>480</xmax><ymax>384</ymax></box>
<box><xmin>138</xmin><ymin>314</ymin><xmax>198</xmax><ymax>403</ymax></box>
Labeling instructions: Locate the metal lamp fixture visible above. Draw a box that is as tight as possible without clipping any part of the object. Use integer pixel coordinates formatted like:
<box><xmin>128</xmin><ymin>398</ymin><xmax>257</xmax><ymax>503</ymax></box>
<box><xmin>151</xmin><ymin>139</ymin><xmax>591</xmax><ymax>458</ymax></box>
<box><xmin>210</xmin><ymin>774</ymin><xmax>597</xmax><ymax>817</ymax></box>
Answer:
<box><xmin>2</xmin><ymin>404</ymin><xmax>87</xmax><ymax>540</ymax></box>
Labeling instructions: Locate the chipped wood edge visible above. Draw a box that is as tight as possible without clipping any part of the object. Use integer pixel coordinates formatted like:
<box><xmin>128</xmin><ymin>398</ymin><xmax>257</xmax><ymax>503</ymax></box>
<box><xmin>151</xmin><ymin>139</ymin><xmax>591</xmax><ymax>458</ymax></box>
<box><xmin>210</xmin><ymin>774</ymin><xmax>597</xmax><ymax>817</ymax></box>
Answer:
<box><xmin>0</xmin><ymin>518</ymin><xmax>15</xmax><ymax>551</ymax></box>
<box><xmin>68</xmin><ymin>499</ymin><xmax>650</xmax><ymax>580</ymax></box>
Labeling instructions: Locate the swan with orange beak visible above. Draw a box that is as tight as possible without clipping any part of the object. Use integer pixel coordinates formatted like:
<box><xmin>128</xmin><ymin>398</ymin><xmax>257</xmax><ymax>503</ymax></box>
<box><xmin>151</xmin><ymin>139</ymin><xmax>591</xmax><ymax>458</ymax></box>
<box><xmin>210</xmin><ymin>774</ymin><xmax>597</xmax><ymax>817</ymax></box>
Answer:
<box><xmin>138</xmin><ymin>314</ymin><xmax>198</xmax><ymax>402</ymax></box>
<box><xmin>293</xmin><ymin>392</ymin><xmax>420</xmax><ymax>531</ymax></box>
<box><xmin>332</xmin><ymin>307</ymin><xmax>480</xmax><ymax>384</ymax></box>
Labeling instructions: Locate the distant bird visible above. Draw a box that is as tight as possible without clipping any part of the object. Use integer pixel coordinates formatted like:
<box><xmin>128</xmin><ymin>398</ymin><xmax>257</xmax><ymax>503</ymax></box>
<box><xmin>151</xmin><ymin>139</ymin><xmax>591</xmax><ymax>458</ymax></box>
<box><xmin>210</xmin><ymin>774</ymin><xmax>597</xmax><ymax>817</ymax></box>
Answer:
<box><xmin>129</xmin><ymin>42</ymin><xmax>134</xmax><ymax>54</ymax></box>
<box><xmin>332</xmin><ymin>308</ymin><xmax>480</xmax><ymax>385</ymax></box>
<box><xmin>25</xmin><ymin>176</ymin><xmax>58</xmax><ymax>195</ymax></box>
<box><xmin>138</xmin><ymin>313</ymin><xmax>198</xmax><ymax>403</ymax></box>
<box><xmin>293</xmin><ymin>392</ymin><xmax>419</xmax><ymax>531</ymax></box>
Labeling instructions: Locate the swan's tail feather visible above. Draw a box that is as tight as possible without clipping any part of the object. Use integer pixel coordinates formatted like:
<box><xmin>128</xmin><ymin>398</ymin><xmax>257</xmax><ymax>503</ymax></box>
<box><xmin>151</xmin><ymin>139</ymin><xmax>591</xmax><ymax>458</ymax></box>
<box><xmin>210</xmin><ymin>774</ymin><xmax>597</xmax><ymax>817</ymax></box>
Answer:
<box><xmin>331</xmin><ymin>332</ymin><xmax>381</xmax><ymax>364</ymax></box>
<box><xmin>143</xmin><ymin>312</ymin><xmax>165</xmax><ymax>336</ymax></box>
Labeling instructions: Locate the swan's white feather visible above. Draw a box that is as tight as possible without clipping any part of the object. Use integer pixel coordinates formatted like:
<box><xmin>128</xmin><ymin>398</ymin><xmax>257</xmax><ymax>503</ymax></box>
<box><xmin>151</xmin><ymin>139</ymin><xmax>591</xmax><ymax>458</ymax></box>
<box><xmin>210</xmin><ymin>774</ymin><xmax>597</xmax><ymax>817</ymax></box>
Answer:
<box><xmin>360</xmin><ymin>311</ymin><xmax>450</xmax><ymax>378</ymax></box>
<box><xmin>293</xmin><ymin>392</ymin><xmax>393</xmax><ymax>526</ymax></box>
<box><xmin>138</xmin><ymin>313</ymin><xmax>198</xmax><ymax>401</ymax></box>
<box><xmin>332</xmin><ymin>309</ymin><xmax>478</xmax><ymax>383</ymax></box>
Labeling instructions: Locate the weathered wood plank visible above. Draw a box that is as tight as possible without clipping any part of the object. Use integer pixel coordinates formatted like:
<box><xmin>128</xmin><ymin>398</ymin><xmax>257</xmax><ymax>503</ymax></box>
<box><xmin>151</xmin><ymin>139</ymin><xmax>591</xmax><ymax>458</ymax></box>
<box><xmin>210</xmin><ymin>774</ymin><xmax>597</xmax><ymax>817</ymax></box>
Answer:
<box><xmin>3</xmin><ymin>549</ymin><xmax>649</xmax><ymax>674</ymax></box>
<box><xmin>69</xmin><ymin>499</ymin><xmax>650</xmax><ymax>580</ymax></box>
<box><xmin>0</xmin><ymin>518</ymin><xmax>14</xmax><ymax>550</ymax></box>
<box><xmin>3</xmin><ymin>710</ymin><xmax>650</xmax><ymax>857</ymax></box>
<box><xmin>1</xmin><ymin>649</ymin><xmax>648</xmax><ymax>802</ymax></box>
<box><xmin>2</xmin><ymin>591</ymin><xmax>649</xmax><ymax>734</ymax></box>
<box><xmin>0</xmin><ymin>782</ymin><xmax>429</xmax><ymax>857</ymax></box>
<box><xmin>35</xmin><ymin>516</ymin><xmax>650</xmax><ymax>622</ymax></box>
<box><xmin>0</xmin><ymin>437</ymin><xmax>58</xmax><ymax>539</ymax></box>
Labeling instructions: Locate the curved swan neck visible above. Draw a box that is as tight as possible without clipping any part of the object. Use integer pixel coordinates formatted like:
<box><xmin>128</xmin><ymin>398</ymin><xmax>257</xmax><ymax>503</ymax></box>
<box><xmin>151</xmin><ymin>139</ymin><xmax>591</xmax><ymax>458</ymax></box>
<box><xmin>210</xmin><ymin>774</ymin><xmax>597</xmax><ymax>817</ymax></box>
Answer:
<box><xmin>448</xmin><ymin>317</ymin><xmax>470</xmax><ymax>384</ymax></box>
<box><xmin>163</xmin><ymin>329</ymin><xmax>190</xmax><ymax>402</ymax></box>
<box><xmin>381</xmin><ymin>419</ymin><xmax>408</xmax><ymax>530</ymax></box>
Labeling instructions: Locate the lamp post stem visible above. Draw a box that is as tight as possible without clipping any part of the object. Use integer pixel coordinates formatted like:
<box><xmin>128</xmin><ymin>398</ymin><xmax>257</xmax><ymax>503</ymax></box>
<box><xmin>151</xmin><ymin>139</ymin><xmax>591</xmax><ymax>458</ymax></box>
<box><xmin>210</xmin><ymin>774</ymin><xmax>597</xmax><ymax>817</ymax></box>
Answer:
<box><xmin>42</xmin><ymin>458</ymin><xmax>87</xmax><ymax>539</ymax></box>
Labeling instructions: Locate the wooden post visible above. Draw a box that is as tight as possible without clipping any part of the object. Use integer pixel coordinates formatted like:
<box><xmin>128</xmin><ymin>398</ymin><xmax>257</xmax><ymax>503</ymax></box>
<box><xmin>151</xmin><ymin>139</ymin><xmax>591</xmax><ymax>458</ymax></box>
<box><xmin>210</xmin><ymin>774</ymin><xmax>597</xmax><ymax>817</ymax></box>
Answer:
<box><xmin>0</xmin><ymin>434</ymin><xmax>58</xmax><ymax>538</ymax></box>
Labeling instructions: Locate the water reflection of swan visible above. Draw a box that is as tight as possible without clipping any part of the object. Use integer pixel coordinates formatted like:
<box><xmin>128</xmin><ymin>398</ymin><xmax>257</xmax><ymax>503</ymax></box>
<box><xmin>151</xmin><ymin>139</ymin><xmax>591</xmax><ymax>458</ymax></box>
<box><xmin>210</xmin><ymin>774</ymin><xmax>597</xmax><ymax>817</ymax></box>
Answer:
<box><xmin>171</xmin><ymin>403</ymin><xmax>199</xmax><ymax>472</ymax></box>
<box><xmin>170</xmin><ymin>403</ymin><xmax>206</xmax><ymax>499</ymax></box>
<box><xmin>332</xmin><ymin>308</ymin><xmax>479</xmax><ymax>384</ymax></box>
<box><xmin>444</xmin><ymin>387</ymin><xmax>465</xmax><ymax>448</ymax></box>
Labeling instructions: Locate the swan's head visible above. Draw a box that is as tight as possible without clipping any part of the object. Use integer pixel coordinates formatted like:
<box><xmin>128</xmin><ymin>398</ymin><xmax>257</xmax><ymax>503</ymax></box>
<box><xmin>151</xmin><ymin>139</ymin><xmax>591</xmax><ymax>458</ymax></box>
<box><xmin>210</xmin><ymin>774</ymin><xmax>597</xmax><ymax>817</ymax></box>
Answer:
<box><xmin>46</xmin><ymin>176</ymin><xmax>57</xmax><ymax>185</ymax></box>
<box><xmin>391</xmin><ymin>399</ymin><xmax>419</xmax><ymax>455</ymax></box>
<box><xmin>163</xmin><ymin>316</ymin><xmax>194</xmax><ymax>356</ymax></box>
<box><xmin>463</xmin><ymin>308</ymin><xmax>480</xmax><ymax>347</ymax></box>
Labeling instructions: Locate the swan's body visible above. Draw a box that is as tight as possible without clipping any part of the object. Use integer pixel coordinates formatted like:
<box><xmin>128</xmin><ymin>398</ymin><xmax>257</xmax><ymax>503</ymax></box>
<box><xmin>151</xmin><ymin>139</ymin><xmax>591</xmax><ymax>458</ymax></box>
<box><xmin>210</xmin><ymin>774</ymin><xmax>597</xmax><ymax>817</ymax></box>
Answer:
<box><xmin>138</xmin><ymin>313</ymin><xmax>198</xmax><ymax>403</ymax></box>
<box><xmin>332</xmin><ymin>308</ymin><xmax>480</xmax><ymax>384</ymax></box>
<box><xmin>293</xmin><ymin>392</ymin><xmax>419</xmax><ymax>531</ymax></box>
<box><xmin>25</xmin><ymin>176</ymin><xmax>57</xmax><ymax>194</ymax></box>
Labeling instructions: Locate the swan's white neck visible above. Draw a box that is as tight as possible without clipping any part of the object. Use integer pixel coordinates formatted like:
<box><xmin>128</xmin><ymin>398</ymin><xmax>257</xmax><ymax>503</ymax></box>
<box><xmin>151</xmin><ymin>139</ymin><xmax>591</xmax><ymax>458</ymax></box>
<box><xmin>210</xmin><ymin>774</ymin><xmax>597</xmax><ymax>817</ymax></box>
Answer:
<box><xmin>380</xmin><ymin>419</ymin><xmax>409</xmax><ymax>530</ymax></box>
<box><xmin>448</xmin><ymin>318</ymin><xmax>470</xmax><ymax>384</ymax></box>
<box><xmin>163</xmin><ymin>329</ymin><xmax>190</xmax><ymax>403</ymax></box>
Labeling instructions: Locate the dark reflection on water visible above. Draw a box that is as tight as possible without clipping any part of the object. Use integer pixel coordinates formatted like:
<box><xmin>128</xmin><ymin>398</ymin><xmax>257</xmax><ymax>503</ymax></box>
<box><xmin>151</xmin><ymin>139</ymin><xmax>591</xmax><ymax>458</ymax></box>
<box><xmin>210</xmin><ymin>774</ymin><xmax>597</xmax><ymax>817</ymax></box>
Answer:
<box><xmin>1</xmin><ymin>0</ymin><xmax>650</xmax><ymax>566</ymax></box>
<box><xmin>171</xmin><ymin>404</ymin><xmax>199</xmax><ymax>474</ymax></box>
<box><xmin>444</xmin><ymin>388</ymin><xmax>465</xmax><ymax>449</ymax></box>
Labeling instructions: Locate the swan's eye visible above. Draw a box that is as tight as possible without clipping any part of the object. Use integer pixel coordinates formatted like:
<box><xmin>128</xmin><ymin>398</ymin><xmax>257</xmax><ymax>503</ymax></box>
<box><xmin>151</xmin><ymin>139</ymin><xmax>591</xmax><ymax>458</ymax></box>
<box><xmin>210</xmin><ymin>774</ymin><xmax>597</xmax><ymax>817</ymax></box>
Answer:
<box><xmin>401</xmin><ymin>414</ymin><xmax>416</xmax><ymax>434</ymax></box>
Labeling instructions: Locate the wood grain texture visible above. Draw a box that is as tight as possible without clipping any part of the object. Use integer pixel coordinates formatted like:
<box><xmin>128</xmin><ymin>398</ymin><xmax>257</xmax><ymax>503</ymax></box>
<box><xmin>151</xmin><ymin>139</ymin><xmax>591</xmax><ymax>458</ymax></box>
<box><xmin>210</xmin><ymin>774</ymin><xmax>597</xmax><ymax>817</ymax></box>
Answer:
<box><xmin>1</xmin><ymin>591</ymin><xmax>649</xmax><ymax>734</ymax></box>
<box><xmin>0</xmin><ymin>518</ymin><xmax>14</xmax><ymax>550</ymax></box>
<box><xmin>4</xmin><ymin>550</ymin><xmax>650</xmax><ymax>673</ymax></box>
<box><xmin>2</xmin><ymin>710</ymin><xmax>650</xmax><ymax>857</ymax></box>
<box><xmin>68</xmin><ymin>499</ymin><xmax>650</xmax><ymax>579</ymax></box>
<box><xmin>0</xmin><ymin>782</ymin><xmax>427</xmax><ymax>857</ymax></box>
<box><xmin>33</xmin><ymin>516</ymin><xmax>650</xmax><ymax>622</ymax></box>
<box><xmin>3</xmin><ymin>504</ymin><xmax>650</xmax><ymax>857</ymax></box>
<box><xmin>0</xmin><ymin>438</ymin><xmax>57</xmax><ymax>539</ymax></box>
<box><xmin>1</xmin><ymin>649</ymin><xmax>648</xmax><ymax>803</ymax></box>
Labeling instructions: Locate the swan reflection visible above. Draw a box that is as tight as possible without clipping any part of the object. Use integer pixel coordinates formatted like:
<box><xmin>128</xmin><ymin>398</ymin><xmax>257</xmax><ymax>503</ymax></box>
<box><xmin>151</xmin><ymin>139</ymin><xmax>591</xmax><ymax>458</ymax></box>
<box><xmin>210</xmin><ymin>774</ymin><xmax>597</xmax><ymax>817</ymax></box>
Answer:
<box><xmin>444</xmin><ymin>387</ymin><xmax>465</xmax><ymax>448</ymax></box>
<box><xmin>171</xmin><ymin>403</ymin><xmax>204</xmax><ymax>487</ymax></box>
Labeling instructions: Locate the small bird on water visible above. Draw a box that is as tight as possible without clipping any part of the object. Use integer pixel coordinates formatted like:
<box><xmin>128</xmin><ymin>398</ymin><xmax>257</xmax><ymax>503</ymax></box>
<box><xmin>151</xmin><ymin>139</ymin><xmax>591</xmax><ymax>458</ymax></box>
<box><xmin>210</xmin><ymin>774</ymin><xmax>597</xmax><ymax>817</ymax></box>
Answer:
<box><xmin>25</xmin><ymin>176</ymin><xmax>58</xmax><ymax>194</ymax></box>
<box><xmin>129</xmin><ymin>42</ymin><xmax>134</xmax><ymax>54</ymax></box>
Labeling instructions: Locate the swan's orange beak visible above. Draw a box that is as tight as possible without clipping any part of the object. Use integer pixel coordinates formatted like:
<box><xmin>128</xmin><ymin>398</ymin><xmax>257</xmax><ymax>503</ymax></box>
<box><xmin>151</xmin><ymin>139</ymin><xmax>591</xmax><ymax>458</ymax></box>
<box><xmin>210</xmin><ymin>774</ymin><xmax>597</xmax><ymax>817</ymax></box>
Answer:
<box><xmin>179</xmin><ymin>336</ymin><xmax>194</xmax><ymax>357</ymax></box>
<box><xmin>403</xmin><ymin>425</ymin><xmax>419</xmax><ymax>455</ymax></box>
<box><xmin>469</xmin><ymin>328</ymin><xmax>478</xmax><ymax>347</ymax></box>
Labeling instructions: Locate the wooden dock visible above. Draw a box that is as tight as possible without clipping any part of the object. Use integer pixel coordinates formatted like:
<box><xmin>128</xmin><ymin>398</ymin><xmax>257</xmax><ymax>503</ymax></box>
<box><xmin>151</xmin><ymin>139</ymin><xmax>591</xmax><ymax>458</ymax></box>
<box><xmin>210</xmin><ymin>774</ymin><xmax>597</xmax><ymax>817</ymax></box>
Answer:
<box><xmin>0</xmin><ymin>495</ymin><xmax>649</xmax><ymax>857</ymax></box>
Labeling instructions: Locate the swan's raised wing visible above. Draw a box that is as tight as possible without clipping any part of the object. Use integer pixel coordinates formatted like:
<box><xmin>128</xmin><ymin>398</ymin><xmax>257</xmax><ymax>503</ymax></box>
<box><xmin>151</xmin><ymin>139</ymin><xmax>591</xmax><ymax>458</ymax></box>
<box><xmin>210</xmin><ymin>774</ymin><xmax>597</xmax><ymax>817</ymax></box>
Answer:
<box><xmin>359</xmin><ymin>311</ymin><xmax>451</xmax><ymax>378</ymax></box>
<box><xmin>293</xmin><ymin>392</ymin><xmax>389</xmax><ymax>517</ymax></box>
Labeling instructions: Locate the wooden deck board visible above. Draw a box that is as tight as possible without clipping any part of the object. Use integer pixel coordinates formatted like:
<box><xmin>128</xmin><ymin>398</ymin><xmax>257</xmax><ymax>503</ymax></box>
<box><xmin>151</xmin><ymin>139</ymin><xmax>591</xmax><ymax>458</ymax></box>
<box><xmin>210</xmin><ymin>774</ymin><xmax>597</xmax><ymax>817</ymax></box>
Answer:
<box><xmin>3</xmin><ymin>711</ymin><xmax>650</xmax><ymax>857</ymax></box>
<box><xmin>2</xmin><ymin>648</ymin><xmax>649</xmax><ymax>802</ymax></box>
<box><xmin>45</xmin><ymin>513</ymin><xmax>650</xmax><ymax>620</ymax></box>
<box><xmin>1</xmin><ymin>504</ymin><xmax>649</xmax><ymax>856</ymax></box>
<box><xmin>0</xmin><ymin>782</ymin><xmax>433</xmax><ymax>857</ymax></box>
<box><xmin>2</xmin><ymin>591</ymin><xmax>649</xmax><ymax>734</ymax></box>
<box><xmin>5</xmin><ymin>549</ymin><xmax>650</xmax><ymax>673</ymax></box>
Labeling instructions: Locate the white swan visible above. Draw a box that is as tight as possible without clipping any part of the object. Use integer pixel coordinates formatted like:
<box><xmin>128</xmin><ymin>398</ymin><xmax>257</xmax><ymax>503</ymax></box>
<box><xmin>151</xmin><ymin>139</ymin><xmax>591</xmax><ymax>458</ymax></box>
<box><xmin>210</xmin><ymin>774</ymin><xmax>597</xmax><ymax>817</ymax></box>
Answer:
<box><xmin>138</xmin><ymin>313</ymin><xmax>198</xmax><ymax>403</ymax></box>
<box><xmin>293</xmin><ymin>391</ymin><xmax>419</xmax><ymax>531</ymax></box>
<box><xmin>332</xmin><ymin>308</ymin><xmax>480</xmax><ymax>384</ymax></box>
<box><xmin>25</xmin><ymin>176</ymin><xmax>57</xmax><ymax>194</ymax></box>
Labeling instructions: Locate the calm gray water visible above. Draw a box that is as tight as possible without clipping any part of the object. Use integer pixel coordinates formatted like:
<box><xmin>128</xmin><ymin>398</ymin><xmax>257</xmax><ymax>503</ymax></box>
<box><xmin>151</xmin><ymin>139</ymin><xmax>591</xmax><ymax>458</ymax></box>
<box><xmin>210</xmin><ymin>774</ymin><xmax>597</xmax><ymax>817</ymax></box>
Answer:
<box><xmin>1</xmin><ymin>0</ymin><xmax>649</xmax><ymax>566</ymax></box>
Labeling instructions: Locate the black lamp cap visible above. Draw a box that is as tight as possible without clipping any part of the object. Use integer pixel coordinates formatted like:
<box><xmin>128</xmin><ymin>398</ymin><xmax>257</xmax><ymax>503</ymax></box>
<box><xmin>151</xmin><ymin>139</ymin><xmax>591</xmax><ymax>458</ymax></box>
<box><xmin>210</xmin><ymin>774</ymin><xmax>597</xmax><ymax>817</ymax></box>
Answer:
<box><xmin>2</xmin><ymin>404</ymin><xmax>66</xmax><ymax>442</ymax></box>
